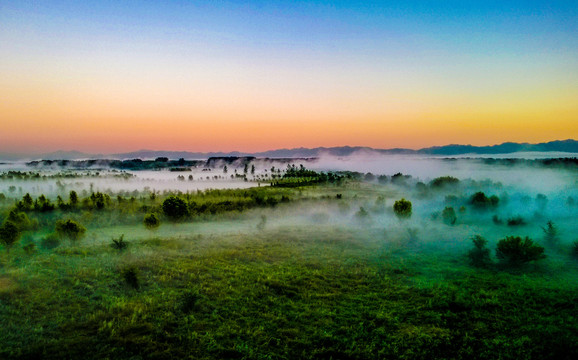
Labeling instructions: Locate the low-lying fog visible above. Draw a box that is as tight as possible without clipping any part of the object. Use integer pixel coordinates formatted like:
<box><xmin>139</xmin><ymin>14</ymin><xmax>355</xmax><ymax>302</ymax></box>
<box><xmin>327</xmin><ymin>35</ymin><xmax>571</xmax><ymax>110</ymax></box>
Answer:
<box><xmin>1</xmin><ymin>153</ymin><xmax>577</xmax><ymax>198</ymax></box>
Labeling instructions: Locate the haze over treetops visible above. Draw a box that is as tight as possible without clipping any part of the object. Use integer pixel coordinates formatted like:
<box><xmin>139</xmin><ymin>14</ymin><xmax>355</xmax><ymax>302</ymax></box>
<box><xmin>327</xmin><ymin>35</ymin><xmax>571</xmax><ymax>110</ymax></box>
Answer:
<box><xmin>1</xmin><ymin>1</ymin><xmax>576</xmax><ymax>154</ymax></box>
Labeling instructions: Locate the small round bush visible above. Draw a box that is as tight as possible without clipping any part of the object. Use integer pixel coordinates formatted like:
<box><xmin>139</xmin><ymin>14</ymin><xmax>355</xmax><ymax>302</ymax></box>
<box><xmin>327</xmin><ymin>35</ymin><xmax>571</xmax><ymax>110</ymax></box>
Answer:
<box><xmin>393</xmin><ymin>199</ymin><xmax>412</xmax><ymax>219</ymax></box>
<box><xmin>55</xmin><ymin>219</ymin><xmax>86</xmax><ymax>242</ymax></box>
<box><xmin>162</xmin><ymin>196</ymin><xmax>190</xmax><ymax>220</ymax></box>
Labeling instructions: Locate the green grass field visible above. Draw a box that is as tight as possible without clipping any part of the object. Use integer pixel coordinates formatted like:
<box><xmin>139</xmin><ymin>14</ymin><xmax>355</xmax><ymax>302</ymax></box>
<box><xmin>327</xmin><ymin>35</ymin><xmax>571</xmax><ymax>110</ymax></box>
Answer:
<box><xmin>1</xmin><ymin>182</ymin><xmax>577</xmax><ymax>359</ymax></box>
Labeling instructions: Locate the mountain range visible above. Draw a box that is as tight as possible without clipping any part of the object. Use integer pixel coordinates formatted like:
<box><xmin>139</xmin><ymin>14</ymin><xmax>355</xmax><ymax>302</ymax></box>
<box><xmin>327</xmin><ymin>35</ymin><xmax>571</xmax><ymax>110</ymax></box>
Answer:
<box><xmin>1</xmin><ymin>139</ymin><xmax>577</xmax><ymax>161</ymax></box>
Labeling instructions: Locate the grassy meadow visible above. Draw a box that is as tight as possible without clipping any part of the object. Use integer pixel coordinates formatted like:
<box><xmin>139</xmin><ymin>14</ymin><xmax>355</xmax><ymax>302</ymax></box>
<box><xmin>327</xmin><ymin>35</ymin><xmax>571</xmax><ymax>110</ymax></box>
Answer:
<box><xmin>1</xmin><ymin>166</ymin><xmax>577</xmax><ymax>359</ymax></box>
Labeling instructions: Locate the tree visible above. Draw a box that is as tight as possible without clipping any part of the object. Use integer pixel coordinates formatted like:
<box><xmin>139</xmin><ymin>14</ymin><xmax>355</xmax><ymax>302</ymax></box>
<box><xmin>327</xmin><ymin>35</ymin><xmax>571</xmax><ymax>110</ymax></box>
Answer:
<box><xmin>251</xmin><ymin>164</ymin><xmax>255</xmax><ymax>175</ymax></box>
<box><xmin>467</xmin><ymin>235</ymin><xmax>491</xmax><ymax>267</ymax></box>
<box><xmin>223</xmin><ymin>165</ymin><xmax>228</xmax><ymax>174</ymax></box>
<box><xmin>55</xmin><ymin>219</ymin><xmax>87</xmax><ymax>242</ymax></box>
<box><xmin>393</xmin><ymin>198</ymin><xmax>412</xmax><ymax>219</ymax></box>
<box><xmin>0</xmin><ymin>221</ymin><xmax>21</xmax><ymax>253</ymax></box>
<box><xmin>162</xmin><ymin>196</ymin><xmax>189</xmax><ymax>220</ymax></box>
<box><xmin>69</xmin><ymin>190</ymin><xmax>78</xmax><ymax>208</ymax></box>
<box><xmin>496</xmin><ymin>236</ymin><xmax>545</xmax><ymax>266</ymax></box>
<box><xmin>441</xmin><ymin>206</ymin><xmax>457</xmax><ymax>225</ymax></box>
<box><xmin>144</xmin><ymin>213</ymin><xmax>161</xmax><ymax>231</ymax></box>
<box><xmin>542</xmin><ymin>221</ymin><xmax>558</xmax><ymax>246</ymax></box>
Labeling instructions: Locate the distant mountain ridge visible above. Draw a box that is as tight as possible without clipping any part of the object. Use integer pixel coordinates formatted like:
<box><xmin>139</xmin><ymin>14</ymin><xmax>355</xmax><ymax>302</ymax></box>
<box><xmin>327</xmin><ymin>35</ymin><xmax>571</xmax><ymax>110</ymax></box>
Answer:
<box><xmin>1</xmin><ymin>139</ymin><xmax>576</xmax><ymax>161</ymax></box>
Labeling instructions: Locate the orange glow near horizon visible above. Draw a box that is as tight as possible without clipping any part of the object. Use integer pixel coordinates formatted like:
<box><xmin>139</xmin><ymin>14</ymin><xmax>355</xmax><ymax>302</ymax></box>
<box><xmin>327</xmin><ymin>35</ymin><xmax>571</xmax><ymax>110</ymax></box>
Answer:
<box><xmin>1</xmin><ymin>2</ymin><xmax>577</xmax><ymax>155</ymax></box>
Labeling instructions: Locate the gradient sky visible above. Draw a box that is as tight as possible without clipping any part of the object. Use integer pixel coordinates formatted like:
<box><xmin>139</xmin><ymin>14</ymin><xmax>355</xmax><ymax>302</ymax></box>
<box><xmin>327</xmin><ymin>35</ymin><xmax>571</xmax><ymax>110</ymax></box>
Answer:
<box><xmin>1</xmin><ymin>1</ymin><xmax>577</xmax><ymax>154</ymax></box>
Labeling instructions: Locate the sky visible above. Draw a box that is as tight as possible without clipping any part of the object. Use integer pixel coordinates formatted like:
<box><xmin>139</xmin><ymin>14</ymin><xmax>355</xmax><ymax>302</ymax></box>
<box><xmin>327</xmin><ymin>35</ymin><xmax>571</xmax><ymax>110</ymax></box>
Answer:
<box><xmin>1</xmin><ymin>0</ymin><xmax>577</xmax><ymax>154</ymax></box>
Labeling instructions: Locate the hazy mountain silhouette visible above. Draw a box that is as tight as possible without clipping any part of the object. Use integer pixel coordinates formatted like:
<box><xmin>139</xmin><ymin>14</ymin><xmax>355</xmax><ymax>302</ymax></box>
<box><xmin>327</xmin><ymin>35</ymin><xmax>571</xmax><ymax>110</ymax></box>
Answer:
<box><xmin>1</xmin><ymin>139</ymin><xmax>576</xmax><ymax>161</ymax></box>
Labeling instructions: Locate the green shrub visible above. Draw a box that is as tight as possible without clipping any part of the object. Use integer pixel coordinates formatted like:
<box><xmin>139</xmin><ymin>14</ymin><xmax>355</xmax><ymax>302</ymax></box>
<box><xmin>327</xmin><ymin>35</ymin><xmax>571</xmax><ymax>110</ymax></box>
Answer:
<box><xmin>0</xmin><ymin>220</ymin><xmax>21</xmax><ymax>252</ymax></box>
<box><xmin>541</xmin><ymin>220</ymin><xmax>558</xmax><ymax>246</ymax></box>
<box><xmin>507</xmin><ymin>216</ymin><xmax>525</xmax><ymax>226</ymax></box>
<box><xmin>441</xmin><ymin>206</ymin><xmax>457</xmax><ymax>225</ymax></box>
<box><xmin>355</xmin><ymin>206</ymin><xmax>369</xmax><ymax>220</ymax></box>
<box><xmin>162</xmin><ymin>196</ymin><xmax>189</xmax><ymax>220</ymax></box>
<box><xmin>122</xmin><ymin>267</ymin><xmax>139</xmax><ymax>289</ymax></box>
<box><xmin>467</xmin><ymin>235</ymin><xmax>491</xmax><ymax>267</ymax></box>
<box><xmin>144</xmin><ymin>212</ymin><xmax>161</xmax><ymax>231</ymax></box>
<box><xmin>393</xmin><ymin>198</ymin><xmax>412</xmax><ymax>219</ymax></box>
<box><xmin>111</xmin><ymin>234</ymin><xmax>128</xmax><ymax>250</ymax></box>
<box><xmin>41</xmin><ymin>233</ymin><xmax>61</xmax><ymax>249</ymax></box>
<box><xmin>496</xmin><ymin>236</ymin><xmax>545</xmax><ymax>266</ymax></box>
<box><xmin>256</xmin><ymin>215</ymin><xmax>267</xmax><ymax>231</ymax></box>
<box><xmin>470</xmin><ymin>192</ymin><xmax>499</xmax><ymax>210</ymax></box>
<box><xmin>54</xmin><ymin>219</ymin><xmax>87</xmax><ymax>242</ymax></box>
<box><xmin>430</xmin><ymin>176</ymin><xmax>460</xmax><ymax>188</ymax></box>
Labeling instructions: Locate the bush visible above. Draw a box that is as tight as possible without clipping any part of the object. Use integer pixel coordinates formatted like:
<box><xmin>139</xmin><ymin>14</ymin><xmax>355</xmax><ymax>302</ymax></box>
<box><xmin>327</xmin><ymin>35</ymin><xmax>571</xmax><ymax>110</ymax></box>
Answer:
<box><xmin>430</xmin><ymin>176</ymin><xmax>460</xmax><ymax>188</ymax></box>
<box><xmin>467</xmin><ymin>235</ymin><xmax>491</xmax><ymax>267</ymax></box>
<box><xmin>162</xmin><ymin>196</ymin><xmax>190</xmax><ymax>220</ymax></box>
<box><xmin>393</xmin><ymin>199</ymin><xmax>412</xmax><ymax>219</ymax></box>
<box><xmin>41</xmin><ymin>233</ymin><xmax>61</xmax><ymax>250</ymax></box>
<box><xmin>542</xmin><ymin>220</ymin><xmax>558</xmax><ymax>246</ymax></box>
<box><xmin>496</xmin><ymin>236</ymin><xmax>545</xmax><ymax>266</ymax></box>
<box><xmin>122</xmin><ymin>267</ymin><xmax>139</xmax><ymax>289</ymax></box>
<box><xmin>441</xmin><ymin>206</ymin><xmax>457</xmax><ymax>225</ymax></box>
<box><xmin>111</xmin><ymin>234</ymin><xmax>128</xmax><ymax>250</ymax></box>
<box><xmin>506</xmin><ymin>216</ymin><xmax>525</xmax><ymax>226</ymax></box>
<box><xmin>470</xmin><ymin>192</ymin><xmax>499</xmax><ymax>210</ymax></box>
<box><xmin>0</xmin><ymin>221</ymin><xmax>21</xmax><ymax>252</ymax></box>
<box><xmin>355</xmin><ymin>207</ymin><xmax>369</xmax><ymax>220</ymax></box>
<box><xmin>256</xmin><ymin>215</ymin><xmax>267</xmax><ymax>231</ymax></box>
<box><xmin>55</xmin><ymin>219</ymin><xmax>87</xmax><ymax>242</ymax></box>
<box><xmin>144</xmin><ymin>213</ymin><xmax>161</xmax><ymax>231</ymax></box>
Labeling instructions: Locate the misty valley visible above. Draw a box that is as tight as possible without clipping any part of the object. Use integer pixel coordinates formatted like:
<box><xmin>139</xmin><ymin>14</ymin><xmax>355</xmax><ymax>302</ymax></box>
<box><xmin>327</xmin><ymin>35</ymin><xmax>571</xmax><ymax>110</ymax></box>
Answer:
<box><xmin>1</xmin><ymin>155</ymin><xmax>577</xmax><ymax>359</ymax></box>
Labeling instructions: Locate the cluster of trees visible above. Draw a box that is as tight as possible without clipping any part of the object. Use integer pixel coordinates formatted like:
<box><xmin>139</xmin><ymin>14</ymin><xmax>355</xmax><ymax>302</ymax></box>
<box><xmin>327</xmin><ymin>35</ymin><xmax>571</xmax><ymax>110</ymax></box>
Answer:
<box><xmin>468</xmin><ymin>234</ymin><xmax>546</xmax><ymax>268</ymax></box>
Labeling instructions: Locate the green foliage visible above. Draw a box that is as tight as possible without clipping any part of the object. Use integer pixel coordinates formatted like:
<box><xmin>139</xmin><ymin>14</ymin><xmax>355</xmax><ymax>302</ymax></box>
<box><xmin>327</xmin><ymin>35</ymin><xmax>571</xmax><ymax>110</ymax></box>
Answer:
<box><xmin>41</xmin><ymin>232</ymin><xmax>61</xmax><ymax>249</ymax></box>
<box><xmin>393</xmin><ymin>198</ymin><xmax>412</xmax><ymax>219</ymax></box>
<box><xmin>496</xmin><ymin>236</ymin><xmax>546</xmax><ymax>266</ymax></box>
<box><xmin>355</xmin><ymin>206</ymin><xmax>369</xmax><ymax>220</ymax></box>
<box><xmin>6</xmin><ymin>209</ymin><xmax>34</xmax><ymax>231</ymax></box>
<box><xmin>143</xmin><ymin>213</ymin><xmax>160</xmax><ymax>231</ymax></box>
<box><xmin>256</xmin><ymin>215</ymin><xmax>267</xmax><ymax>231</ymax></box>
<box><xmin>541</xmin><ymin>220</ymin><xmax>558</xmax><ymax>246</ymax></box>
<box><xmin>34</xmin><ymin>195</ymin><xmax>55</xmax><ymax>212</ymax></box>
<box><xmin>506</xmin><ymin>216</ymin><xmax>525</xmax><ymax>226</ymax></box>
<box><xmin>430</xmin><ymin>176</ymin><xmax>460</xmax><ymax>188</ymax></box>
<box><xmin>111</xmin><ymin>234</ymin><xmax>128</xmax><ymax>251</ymax></box>
<box><xmin>90</xmin><ymin>192</ymin><xmax>110</xmax><ymax>210</ymax></box>
<box><xmin>23</xmin><ymin>242</ymin><xmax>37</xmax><ymax>255</ymax></box>
<box><xmin>54</xmin><ymin>219</ymin><xmax>87</xmax><ymax>242</ymax></box>
<box><xmin>441</xmin><ymin>206</ymin><xmax>457</xmax><ymax>225</ymax></box>
<box><xmin>573</xmin><ymin>241</ymin><xmax>578</xmax><ymax>258</ymax></box>
<box><xmin>0</xmin><ymin>220</ymin><xmax>21</xmax><ymax>251</ymax></box>
<box><xmin>162</xmin><ymin>196</ymin><xmax>190</xmax><ymax>220</ymax></box>
<box><xmin>69</xmin><ymin>190</ymin><xmax>78</xmax><ymax>207</ymax></box>
<box><xmin>467</xmin><ymin>235</ymin><xmax>491</xmax><ymax>267</ymax></box>
<box><xmin>122</xmin><ymin>266</ymin><xmax>139</xmax><ymax>289</ymax></box>
<box><xmin>470</xmin><ymin>192</ymin><xmax>499</xmax><ymax>210</ymax></box>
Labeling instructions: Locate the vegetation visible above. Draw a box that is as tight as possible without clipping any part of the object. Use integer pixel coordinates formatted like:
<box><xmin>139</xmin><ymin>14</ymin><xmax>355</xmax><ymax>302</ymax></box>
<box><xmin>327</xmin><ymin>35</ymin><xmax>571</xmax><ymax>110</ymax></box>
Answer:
<box><xmin>162</xmin><ymin>196</ymin><xmax>190</xmax><ymax>220</ymax></box>
<box><xmin>470</xmin><ymin>191</ymin><xmax>499</xmax><ymax>210</ymax></box>
<box><xmin>542</xmin><ymin>220</ymin><xmax>559</xmax><ymax>246</ymax></box>
<box><xmin>393</xmin><ymin>198</ymin><xmax>412</xmax><ymax>219</ymax></box>
<box><xmin>110</xmin><ymin>234</ymin><xmax>128</xmax><ymax>250</ymax></box>
<box><xmin>54</xmin><ymin>219</ymin><xmax>87</xmax><ymax>242</ymax></box>
<box><xmin>441</xmin><ymin>206</ymin><xmax>457</xmax><ymax>225</ymax></box>
<box><xmin>496</xmin><ymin>236</ymin><xmax>546</xmax><ymax>266</ymax></box>
<box><xmin>143</xmin><ymin>213</ymin><xmax>160</xmax><ymax>231</ymax></box>
<box><xmin>467</xmin><ymin>235</ymin><xmax>491</xmax><ymax>268</ymax></box>
<box><xmin>0</xmin><ymin>163</ymin><xmax>576</xmax><ymax>359</ymax></box>
<box><xmin>0</xmin><ymin>221</ymin><xmax>21</xmax><ymax>252</ymax></box>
